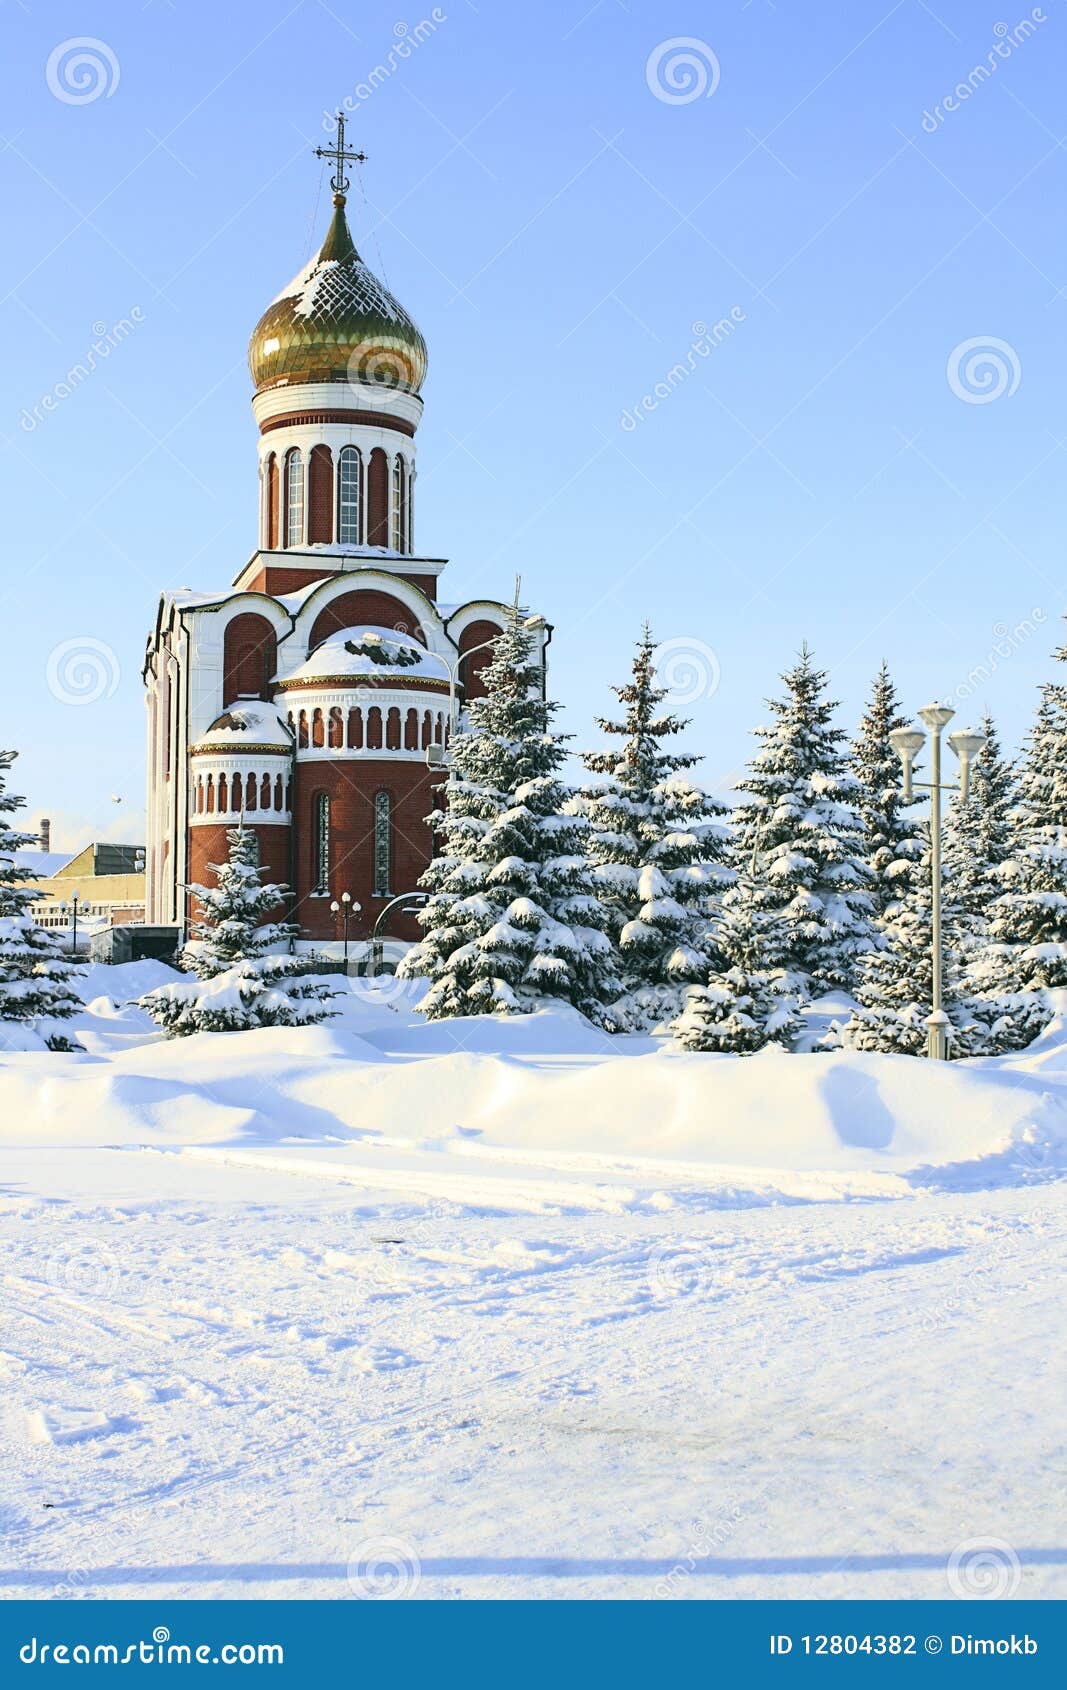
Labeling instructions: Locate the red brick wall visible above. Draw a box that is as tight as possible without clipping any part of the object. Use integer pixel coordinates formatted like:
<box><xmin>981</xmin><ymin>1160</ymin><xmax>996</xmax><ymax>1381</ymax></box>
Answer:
<box><xmin>367</xmin><ymin>448</ymin><xmax>389</xmax><ymax>548</ymax></box>
<box><xmin>223</xmin><ymin>613</ymin><xmax>277</xmax><ymax>704</ymax></box>
<box><xmin>292</xmin><ymin>759</ymin><xmax>434</xmax><ymax>940</ymax></box>
<box><xmin>307</xmin><ymin>445</ymin><xmax>333</xmax><ymax>545</ymax></box>
<box><xmin>241</xmin><ymin>564</ymin><xmax>336</xmax><ymax>596</ymax></box>
<box><xmin>308</xmin><ymin>588</ymin><xmax>422</xmax><ymax>650</ymax></box>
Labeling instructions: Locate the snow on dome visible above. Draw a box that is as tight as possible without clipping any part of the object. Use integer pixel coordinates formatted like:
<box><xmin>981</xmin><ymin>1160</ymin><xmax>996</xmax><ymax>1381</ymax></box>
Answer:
<box><xmin>249</xmin><ymin>199</ymin><xmax>427</xmax><ymax>395</ymax></box>
<box><xmin>192</xmin><ymin>703</ymin><xmax>292</xmax><ymax>751</ymax></box>
<box><xmin>274</xmin><ymin>627</ymin><xmax>449</xmax><ymax>688</ymax></box>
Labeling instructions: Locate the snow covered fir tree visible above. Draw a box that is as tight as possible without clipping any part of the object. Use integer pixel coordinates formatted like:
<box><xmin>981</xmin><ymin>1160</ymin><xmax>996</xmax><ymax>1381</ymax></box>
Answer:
<box><xmin>671</xmin><ymin>872</ymin><xmax>802</xmax><ymax>1053</ymax></box>
<box><xmin>850</xmin><ymin>662</ymin><xmax>921</xmax><ymax>920</ymax></box>
<box><xmin>723</xmin><ymin>645</ymin><xmax>875</xmax><ymax>1001</ymax></box>
<box><xmin>0</xmin><ymin>749</ymin><xmax>83</xmax><ymax>1050</ymax></box>
<box><xmin>138</xmin><ymin>825</ymin><xmax>338</xmax><ymax>1036</ymax></box>
<box><xmin>398</xmin><ymin>605</ymin><xmax>615</xmax><ymax>1021</ymax></box>
<box><xmin>977</xmin><ymin>667</ymin><xmax>1067</xmax><ymax>995</ymax></box>
<box><xmin>568</xmin><ymin>626</ymin><xmax>732</xmax><ymax>1031</ymax></box>
<box><xmin>942</xmin><ymin>710</ymin><xmax>1015</xmax><ymax>955</ymax></box>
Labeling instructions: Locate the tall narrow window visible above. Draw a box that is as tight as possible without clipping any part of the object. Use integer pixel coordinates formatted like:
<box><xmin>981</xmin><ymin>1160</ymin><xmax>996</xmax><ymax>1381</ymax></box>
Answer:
<box><xmin>338</xmin><ymin>447</ymin><xmax>361</xmax><ymax>546</ymax></box>
<box><xmin>391</xmin><ymin>456</ymin><xmax>406</xmax><ymax>552</ymax></box>
<box><xmin>286</xmin><ymin>450</ymin><xmax>304</xmax><ymax>548</ymax></box>
<box><xmin>313</xmin><ymin>791</ymin><xmax>330</xmax><ymax>895</ymax></box>
<box><xmin>406</xmin><ymin>464</ymin><xmax>415</xmax><ymax>553</ymax></box>
<box><xmin>373</xmin><ymin>791</ymin><xmax>392</xmax><ymax>897</ymax></box>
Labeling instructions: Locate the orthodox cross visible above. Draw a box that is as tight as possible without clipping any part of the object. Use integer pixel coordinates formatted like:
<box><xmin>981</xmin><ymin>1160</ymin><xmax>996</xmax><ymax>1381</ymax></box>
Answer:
<box><xmin>315</xmin><ymin>110</ymin><xmax>366</xmax><ymax>199</ymax></box>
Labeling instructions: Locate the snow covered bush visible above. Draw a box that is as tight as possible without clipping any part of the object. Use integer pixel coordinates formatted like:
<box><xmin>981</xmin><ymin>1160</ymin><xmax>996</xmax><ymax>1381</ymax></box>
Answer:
<box><xmin>0</xmin><ymin>749</ymin><xmax>82</xmax><ymax>1051</ymax></box>
<box><xmin>569</xmin><ymin>625</ymin><xmax>732</xmax><ymax>1031</ymax></box>
<box><xmin>137</xmin><ymin>958</ymin><xmax>339</xmax><ymax>1037</ymax></box>
<box><xmin>398</xmin><ymin>606</ymin><xmax>616</xmax><ymax>1021</ymax></box>
<box><xmin>671</xmin><ymin>876</ymin><xmax>801</xmax><ymax>1054</ymax></box>
<box><xmin>138</xmin><ymin>825</ymin><xmax>339</xmax><ymax>1036</ymax></box>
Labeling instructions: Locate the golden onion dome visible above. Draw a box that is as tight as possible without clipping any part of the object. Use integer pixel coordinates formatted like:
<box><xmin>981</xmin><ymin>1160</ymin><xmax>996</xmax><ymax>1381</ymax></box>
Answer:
<box><xmin>249</xmin><ymin>196</ymin><xmax>427</xmax><ymax>395</ymax></box>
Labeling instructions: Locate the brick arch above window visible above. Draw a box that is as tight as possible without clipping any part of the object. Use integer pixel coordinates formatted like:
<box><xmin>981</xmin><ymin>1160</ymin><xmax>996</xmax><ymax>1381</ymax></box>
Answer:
<box><xmin>308</xmin><ymin>587</ymin><xmax>422</xmax><ymax>652</ymax></box>
<box><xmin>223</xmin><ymin>612</ymin><xmax>277</xmax><ymax>705</ymax></box>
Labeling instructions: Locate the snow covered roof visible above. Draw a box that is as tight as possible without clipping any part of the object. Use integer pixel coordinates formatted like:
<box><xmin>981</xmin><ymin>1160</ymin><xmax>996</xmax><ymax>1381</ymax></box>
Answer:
<box><xmin>274</xmin><ymin>627</ymin><xmax>450</xmax><ymax>688</ymax></box>
<box><xmin>191</xmin><ymin>703</ymin><xmax>293</xmax><ymax>752</ymax></box>
<box><xmin>12</xmin><ymin>849</ymin><xmax>75</xmax><ymax>877</ymax></box>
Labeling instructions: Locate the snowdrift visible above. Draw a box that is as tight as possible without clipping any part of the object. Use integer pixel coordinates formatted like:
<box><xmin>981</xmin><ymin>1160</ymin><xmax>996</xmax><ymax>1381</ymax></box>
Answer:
<box><xmin>0</xmin><ymin>964</ymin><xmax>1064</xmax><ymax>1196</ymax></box>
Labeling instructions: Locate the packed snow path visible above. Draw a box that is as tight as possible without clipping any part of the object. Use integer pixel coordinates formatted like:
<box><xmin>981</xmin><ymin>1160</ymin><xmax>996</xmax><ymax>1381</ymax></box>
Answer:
<box><xmin>0</xmin><ymin>966</ymin><xmax>1064</xmax><ymax>1600</ymax></box>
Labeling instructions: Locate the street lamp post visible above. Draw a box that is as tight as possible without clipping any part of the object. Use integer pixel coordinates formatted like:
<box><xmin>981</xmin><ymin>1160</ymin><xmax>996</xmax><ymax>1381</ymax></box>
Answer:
<box><xmin>890</xmin><ymin>705</ymin><xmax>986</xmax><ymax>1060</ymax></box>
<box><xmin>328</xmin><ymin>890</ymin><xmax>360</xmax><ymax>968</ymax></box>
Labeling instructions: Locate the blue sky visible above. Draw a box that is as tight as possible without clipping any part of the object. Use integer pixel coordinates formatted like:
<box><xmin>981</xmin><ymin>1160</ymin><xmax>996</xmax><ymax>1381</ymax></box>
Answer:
<box><xmin>1</xmin><ymin>0</ymin><xmax>1064</xmax><ymax>849</ymax></box>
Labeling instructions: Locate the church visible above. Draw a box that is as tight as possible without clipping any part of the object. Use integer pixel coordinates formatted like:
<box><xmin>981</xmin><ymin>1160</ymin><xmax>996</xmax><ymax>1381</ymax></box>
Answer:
<box><xmin>143</xmin><ymin>121</ymin><xmax>547</xmax><ymax>948</ymax></box>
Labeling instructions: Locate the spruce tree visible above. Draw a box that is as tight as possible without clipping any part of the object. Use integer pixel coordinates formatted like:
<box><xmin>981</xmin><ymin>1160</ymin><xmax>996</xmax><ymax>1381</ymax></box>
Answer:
<box><xmin>568</xmin><ymin>626</ymin><xmax>732</xmax><ymax>1031</ymax></box>
<box><xmin>979</xmin><ymin>674</ymin><xmax>1067</xmax><ymax>992</ymax></box>
<box><xmin>138</xmin><ymin>825</ymin><xmax>338</xmax><ymax>1035</ymax></box>
<box><xmin>728</xmin><ymin>645</ymin><xmax>875</xmax><ymax>999</ymax></box>
<box><xmin>850</xmin><ymin>661</ymin><xmax>921</xmax><ymax>920</ymax></box>
<box><xmin>398</xmin><ymin>606</ymin><xmax>615</xmax><ymax>1021</ymax></box>
<box><xmin>671</xmin><ymin>871</ymin><xmax>801</xmax><ymax>1053</ymax></box>
<box><xmin>843</xmin><ymin>824</ymin><xmax>982</xmax><ymax>1056</ymax></box>
<box><xmin>942</xmin><ymin>711</ymin><xmax>1015</xmax><ymax>954</ymax></box>
<box><xmin>181</xmin><ymin>825</ymin><xmax>295</xmax><ymax>980</ymax></box>
<box><xmin>0</xmin><ymin>749</ymin><xmax>82</xmax><ymax>1050</ymax></box>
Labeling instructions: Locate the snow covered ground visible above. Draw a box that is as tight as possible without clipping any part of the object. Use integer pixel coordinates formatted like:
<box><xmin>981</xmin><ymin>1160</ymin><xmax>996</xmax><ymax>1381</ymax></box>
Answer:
<box><xmin>0</xmin><ymin>962</ymin><xmax>1064</xmax><ymax>1601</ymax></box>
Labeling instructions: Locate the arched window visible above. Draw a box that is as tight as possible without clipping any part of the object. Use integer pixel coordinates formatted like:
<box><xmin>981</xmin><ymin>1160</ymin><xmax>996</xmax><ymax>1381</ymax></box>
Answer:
<box><xmin>312</xmin><ymin>708</ymin><xmax>325</xmax><ymax>748</ymax></box>
<box><xmin>386</xmin><ymin>706</ymin><xmax>401</xmax><ymax>750</ymax></box>
<box><xmin>298</xmin><ymin>710</ymin><xmax>309</xmax><ymax>749</ymax></box>
<box><xmin>260</xmin><ymin>773</ymin><xmax>271</xmax><ymax>810</ymax></box>
<box><xmin>373</xmin><ymin>791</ymin><xmax>392</xmax><ymax>897</ymax></box>
<box><xmin>338</xmin><ymin>447</ymin><xmax>362</xmax><ymax>546</ymax></box>
<box><xmin>285</xmin><ymin>449</ymin><xmax>304</xmax><ymax>547</ymax></box>
<box><xmin>218</xmin><ymin>774</ymin><xmax>229</xmax><ymax>813</ymax></box>
<box><xmin>406</xmin><ymin>463</ymin><xmax>415</xmax><ymax>553</ymax></box>
<box><xmin>328</xmin><ymin>706</ymin><xmax>343</xmax><ymax>749</ymax></box>
<box><xmin>312</xmin><ymin>791</ymin><xmax>330</xmax><ymax>896</ymax></box>
<box><xmin>276</xmin><ymin>774</ymin><xmax>286</xmax><ymax>811</ymax></box>
<box><xmin>246</xmin><ymin>773</ymin><xmax>257</xmax><ymax>812</ymax></box>
<box><xmin>367</xmin><ymin>706</ymin><xmax>383</xmax><ymax>750</ymax></box>
<box><xmin>391</xmin><ymin>456</ymin><xmax>406</xmax><ymax>552</ymax></box>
